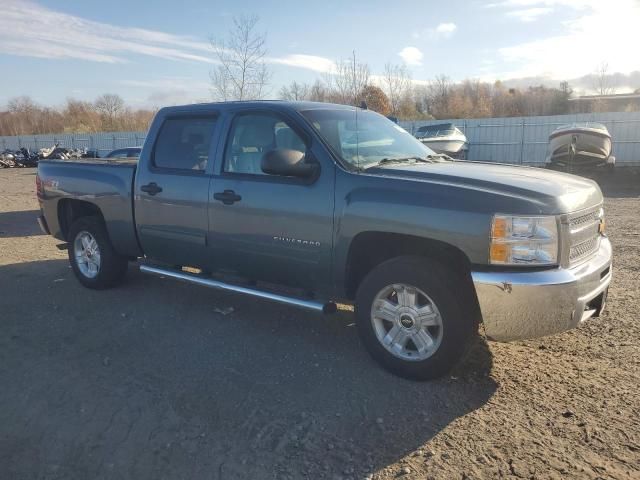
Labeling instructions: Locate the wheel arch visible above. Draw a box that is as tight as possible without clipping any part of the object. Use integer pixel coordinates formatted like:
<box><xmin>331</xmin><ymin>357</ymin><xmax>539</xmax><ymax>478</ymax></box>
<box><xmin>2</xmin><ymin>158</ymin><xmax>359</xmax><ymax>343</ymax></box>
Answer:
<box><xmin>58</xmin><ymin>199</ymin><xmax>105</xmax><ymax>242</ymax></box>
<box><xmin>344</xmin><ymin>231</ymin><xmax>477</xmax><ymax>305</ymax></box>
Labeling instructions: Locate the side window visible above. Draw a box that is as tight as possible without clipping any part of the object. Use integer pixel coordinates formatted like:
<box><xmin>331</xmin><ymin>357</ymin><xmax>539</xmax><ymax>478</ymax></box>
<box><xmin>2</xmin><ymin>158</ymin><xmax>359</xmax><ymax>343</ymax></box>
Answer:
<box><xmin>224</xmin><ymin>113</ymin><xmax>306</xmax><ymax>175</ymax></box>
<box><xmin>153</xmin><ymin>116</ymin><xmax>217</xmax><ymax>171</ymax></box>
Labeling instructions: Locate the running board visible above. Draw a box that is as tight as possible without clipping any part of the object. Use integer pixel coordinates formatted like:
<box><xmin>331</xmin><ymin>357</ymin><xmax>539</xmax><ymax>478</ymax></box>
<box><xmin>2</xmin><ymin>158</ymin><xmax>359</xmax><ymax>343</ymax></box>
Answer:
<box><xmin>139</xmin><ymin>264</ymin><xmax>337</xmax><ymax>315</ymax></box>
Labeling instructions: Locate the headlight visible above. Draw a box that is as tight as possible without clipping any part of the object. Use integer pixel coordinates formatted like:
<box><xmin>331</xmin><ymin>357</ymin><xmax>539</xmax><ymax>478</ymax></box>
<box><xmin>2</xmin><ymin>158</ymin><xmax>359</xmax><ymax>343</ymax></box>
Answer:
<box><xmin>490</xmin><ymin>215</ymin><xmax>558</xmax><ymax>265</ymax></box>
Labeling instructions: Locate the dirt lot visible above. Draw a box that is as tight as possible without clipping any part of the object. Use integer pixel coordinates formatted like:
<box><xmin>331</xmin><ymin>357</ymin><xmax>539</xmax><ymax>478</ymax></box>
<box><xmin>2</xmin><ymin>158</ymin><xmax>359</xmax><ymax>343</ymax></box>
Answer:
<box><xmin>0</xmin><ymin>167</ymin><xmax>638</xmax><ymax>480</ymax></box>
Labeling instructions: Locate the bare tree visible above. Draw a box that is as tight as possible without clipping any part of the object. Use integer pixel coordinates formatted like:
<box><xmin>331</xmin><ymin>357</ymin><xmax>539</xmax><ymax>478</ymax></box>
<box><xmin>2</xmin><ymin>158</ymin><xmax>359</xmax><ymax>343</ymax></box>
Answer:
<box><xmin>383</xmin><ymin>63</ymin><xmax>411</xmax><ymax>115</ymax></box>
<box><xmin>308</xmin><ymin>80</ymin><xmax>328</xmax><ymax>102</ymax></box>
<box><xmin>348</xmin><ymin>51</ymin><xmax>370</xmax><ymax>105</ymax></box>
<box><xmin>210</xmin><ymin>14</ymin><xmax>271</xmax><ymax>101</ymax></box>
<box><xmin>427</xmin><ymin>74</ymin><xmax>452</xmax><ymax>117</ymax></box>
<box><xmin>594</xmin><ymin>62</ymin><xmax>616</xmax><ymax>96</ymax></box>
<box><xmin>64</xmin><ymin>99</ymin><xmax>100</xmax><ymax>133</ymax></box>
<box><xmin>324</xmin><ymin>51</ymin><xmax>370</xmax><ymax>105</ymax></box>
<box><xmin>279</xmin><ymin>81</ymin><xmax>310</xmax><ymax>101</ymax></box>
<box><xmin>95</xmin><ymin>94</ymin><xmax>125</xmax><ymax>130</ymax></box>
<box><xmin>6</xmin><ymin>96</ymin><xmax>39</xmax><ymax>135</ymax></box>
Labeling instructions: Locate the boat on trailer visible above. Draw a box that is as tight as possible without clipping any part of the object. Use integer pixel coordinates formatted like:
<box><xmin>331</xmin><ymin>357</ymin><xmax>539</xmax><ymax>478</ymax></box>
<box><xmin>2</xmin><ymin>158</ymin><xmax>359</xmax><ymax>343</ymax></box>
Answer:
<box><xmin>546</xmin><ymin>122</ymin><xmax>615</xmax><ymax>171</ymax></box>
<box><xmin>415</xmin><ymin>123</ymin><xmax>468</xmax><ymax>159</ymax></box>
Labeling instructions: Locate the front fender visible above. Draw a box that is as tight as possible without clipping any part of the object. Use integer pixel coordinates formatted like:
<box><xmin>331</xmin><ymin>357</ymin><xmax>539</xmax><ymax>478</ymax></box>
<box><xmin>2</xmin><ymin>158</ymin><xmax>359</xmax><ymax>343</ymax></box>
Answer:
<box><xmin>332</xmin><ymin>186</ymin><xmax>492</xmax><ymax>296</ymax></box>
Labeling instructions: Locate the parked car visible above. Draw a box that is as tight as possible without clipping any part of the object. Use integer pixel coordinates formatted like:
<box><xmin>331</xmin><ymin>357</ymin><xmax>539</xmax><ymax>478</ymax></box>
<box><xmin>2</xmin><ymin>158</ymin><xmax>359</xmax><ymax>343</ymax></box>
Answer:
<box><xmin>36</xmin><ymin>101</ymin><xmax>612</xmax><ymax>380</ymax></box>
<box><xmin>105</xmin><ymin>147</ymin><xmax>142</xmax><ymax>158</ymax></box>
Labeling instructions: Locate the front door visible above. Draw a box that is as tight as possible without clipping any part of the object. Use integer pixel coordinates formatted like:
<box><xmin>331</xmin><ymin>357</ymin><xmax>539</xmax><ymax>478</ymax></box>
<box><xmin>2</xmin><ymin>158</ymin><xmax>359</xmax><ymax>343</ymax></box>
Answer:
<box><xmin>207</xmin><ymin>110</ymin><xmax>335</xmax><ymax>291</ymax></box>
<box><xmin>134</xmin><ymin>114</ymin><xmax>218</xmax><ymax>268</ymax></box>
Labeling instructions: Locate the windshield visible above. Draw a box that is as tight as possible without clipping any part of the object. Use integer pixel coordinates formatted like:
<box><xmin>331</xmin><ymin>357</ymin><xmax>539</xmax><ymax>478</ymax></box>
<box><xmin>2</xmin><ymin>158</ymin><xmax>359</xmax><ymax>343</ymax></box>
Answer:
<box><xmin>300</xmin><ymin>108</ymin><xmax>438</xmax><ymax>169</ymax></box>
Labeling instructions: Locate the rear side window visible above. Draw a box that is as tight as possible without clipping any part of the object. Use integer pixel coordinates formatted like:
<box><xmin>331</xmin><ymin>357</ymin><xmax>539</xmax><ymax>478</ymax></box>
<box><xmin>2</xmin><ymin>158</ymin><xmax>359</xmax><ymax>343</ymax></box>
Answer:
<box><xmin>153</xmin><ymin>116</ymin><xmax>217</xmax><ymax>171</ymax></box>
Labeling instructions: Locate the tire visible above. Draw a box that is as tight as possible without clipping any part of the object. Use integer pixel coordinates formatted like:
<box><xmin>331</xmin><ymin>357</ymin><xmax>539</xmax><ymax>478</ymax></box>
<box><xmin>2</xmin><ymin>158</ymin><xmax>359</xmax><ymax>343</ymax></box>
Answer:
<box><xmin>67</xmin><ymin>216</ymin><xmax>128</xmax><ymax>289</ymax></box>
<box><xmin>355</xmin><ymin>256</ymin><xmax>476</xmax><ymax>380</ymax></box>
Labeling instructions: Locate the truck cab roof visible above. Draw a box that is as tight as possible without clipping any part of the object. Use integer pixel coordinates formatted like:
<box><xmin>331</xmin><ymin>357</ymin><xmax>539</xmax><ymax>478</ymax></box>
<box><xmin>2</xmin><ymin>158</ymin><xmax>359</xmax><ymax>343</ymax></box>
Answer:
<box><xmin>158</xmin><ymin>100</ymin><xmax>359</xmax><ymax>116</ymax></box>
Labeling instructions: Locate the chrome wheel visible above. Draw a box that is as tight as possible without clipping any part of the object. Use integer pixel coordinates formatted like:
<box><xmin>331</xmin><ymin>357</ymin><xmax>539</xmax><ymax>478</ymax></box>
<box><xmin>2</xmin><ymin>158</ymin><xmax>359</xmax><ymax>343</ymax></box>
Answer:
<box><xmin>370</xmin><ymin>283</ymin><xmax>443</xmax><ymax>361</ymax></box>
<box><xmin>73</xmin><ymin>230</ymin><xmax>101</xmax><ymax>279</ymax></box>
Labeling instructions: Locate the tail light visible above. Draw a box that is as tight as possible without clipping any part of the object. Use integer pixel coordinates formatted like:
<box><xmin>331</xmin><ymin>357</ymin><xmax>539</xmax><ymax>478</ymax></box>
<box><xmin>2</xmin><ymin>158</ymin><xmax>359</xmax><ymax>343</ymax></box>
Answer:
<box><xmin>36</xmin><ymin>174</ymin><xmax>43</xmax><ymax>204</ymax></box>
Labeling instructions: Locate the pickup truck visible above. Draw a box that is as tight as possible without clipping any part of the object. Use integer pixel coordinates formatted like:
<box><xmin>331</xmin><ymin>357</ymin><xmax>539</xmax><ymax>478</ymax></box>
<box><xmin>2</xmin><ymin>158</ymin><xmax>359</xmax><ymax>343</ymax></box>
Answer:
<box><xmin>36</xmin><ymin>101</ymin><xmax>612</xmax><ymax>380</ymax></box>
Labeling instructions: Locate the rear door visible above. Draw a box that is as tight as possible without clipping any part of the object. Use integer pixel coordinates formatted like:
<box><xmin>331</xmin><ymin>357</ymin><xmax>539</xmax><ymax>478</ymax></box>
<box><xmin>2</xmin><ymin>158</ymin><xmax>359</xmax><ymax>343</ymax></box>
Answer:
<box><xmin>207</xmin><ymin>108</ymin><xmax>335</xmax><ymax>291</ymax></box>
<box><xmin>134</xmin><ymin>113</ymin><xmax>219</xmax><ymax>267</ymax></box>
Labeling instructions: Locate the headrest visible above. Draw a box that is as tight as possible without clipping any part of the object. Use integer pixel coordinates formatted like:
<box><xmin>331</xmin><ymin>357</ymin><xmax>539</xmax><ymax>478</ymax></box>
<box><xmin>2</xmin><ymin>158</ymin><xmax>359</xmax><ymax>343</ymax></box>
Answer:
<box><xmin>238</xmin><ymin>118</ymin><xmax>274</xmax><ymax>148</ymax></box>
<box><xmin>276</xmin><ymin>127</ymin><xmax>305</xmax><ymax>151</ymax></box>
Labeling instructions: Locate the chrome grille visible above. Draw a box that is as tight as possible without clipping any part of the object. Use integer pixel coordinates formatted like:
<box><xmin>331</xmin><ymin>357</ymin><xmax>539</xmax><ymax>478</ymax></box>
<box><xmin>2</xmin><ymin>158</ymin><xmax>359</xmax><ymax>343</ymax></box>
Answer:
<box><xmin>570</xmin><ymin>209</ymin><xmax>600</xmax><ymax>229</ymax></box>
<box><xmin>570</xmin><ymin>236</ymin><xmax>599</xmax><ymax>262</ymax></box>
<box><xmin>567</xmin><ymin>205</ymin><xmax>602</xmax><ymax>265</ymax></box>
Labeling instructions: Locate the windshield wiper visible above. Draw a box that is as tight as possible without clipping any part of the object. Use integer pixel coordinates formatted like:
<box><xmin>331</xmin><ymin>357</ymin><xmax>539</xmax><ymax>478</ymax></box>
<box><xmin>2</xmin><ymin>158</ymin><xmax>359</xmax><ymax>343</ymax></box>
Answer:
<box><xmin>426</xmin><ymin>153</ymin><xmax>453</xmax><ymax>161</ymax></box>
<box><xmin>379</xmin><ymin>156</ymin><xmax>435</xmax><ymax>164</ymax></box>
<box><xmin>363</xmin><ymin>156</ymin><xmax>441</xmax><ymax>170</ymax></box>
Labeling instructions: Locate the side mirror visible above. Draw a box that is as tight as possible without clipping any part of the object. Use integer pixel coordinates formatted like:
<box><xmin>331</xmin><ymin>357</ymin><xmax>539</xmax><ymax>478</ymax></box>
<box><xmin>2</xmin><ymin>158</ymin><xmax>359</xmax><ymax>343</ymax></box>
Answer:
<box><xmin>261</xmin><ymin>149</ymin><xmax>319</xmax><ymax>178</ymax></box>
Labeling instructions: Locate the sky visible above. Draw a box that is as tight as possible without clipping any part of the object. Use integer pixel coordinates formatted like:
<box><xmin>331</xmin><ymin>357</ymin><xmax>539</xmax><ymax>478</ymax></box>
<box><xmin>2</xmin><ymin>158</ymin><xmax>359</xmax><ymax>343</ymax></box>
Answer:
<box><xmin>1</xmin><ymin>0</ymin><xmax>639</xmax><ymax>108</ymax></box>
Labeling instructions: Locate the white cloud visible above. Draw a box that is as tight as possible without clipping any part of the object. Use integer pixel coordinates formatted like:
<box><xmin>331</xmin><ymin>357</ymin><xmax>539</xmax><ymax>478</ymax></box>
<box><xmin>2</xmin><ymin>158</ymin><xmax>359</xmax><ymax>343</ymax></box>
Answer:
<box><xmin>486</xmin><ymin>0</ymin><xmax>598</xmax><ymax>20</ymax></box>
<box><xmin>398</xmin><ymin>47</ymin><xmax>424</xmax><ymax>66</ymax></box>
<box><xmin>435</xmin><ymin>22</ymin><xmax>458</xmax><ymax>36</ymax></box>
<box><xmin>412</xmin><ymin>22</ymin><xmax>458</xmax><ymax>40</ymax></box>
<box><xmin>506</xmin><ymin>7</ymin><xmax>553</xmax><ymax>21</ymax></box>
<box><xmin>0</xmin><ymin>0</ymin><xmax>338</xmax><ymax>76</ymax></box>
<box><xmin>267</xmin><ymin>54</ymin><xmax>336</xmax><ymax>73</ymax></box>
<box><xmin>487</xmin><ymin>0</ymin><xmax>594</xmax><ymax>8</ymax></box>
<box><xmin>0</xmin><ymin>0</ymin><xmax>215</xmax><ymax>64</ymax></box>
<box><xmin>488</xmin><ymin>0</ymin><xmax>640</xmax><ymax>80</ymax></box>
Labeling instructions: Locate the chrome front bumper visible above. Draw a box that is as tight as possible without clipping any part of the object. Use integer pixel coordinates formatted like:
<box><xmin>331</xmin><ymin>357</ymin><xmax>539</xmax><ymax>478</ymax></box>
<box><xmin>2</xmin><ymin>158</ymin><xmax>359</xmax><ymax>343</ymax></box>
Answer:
<box><xmin>472</xmin><ymin>237</ymin><xmax>612</xmax><ymax>342</ymax></box>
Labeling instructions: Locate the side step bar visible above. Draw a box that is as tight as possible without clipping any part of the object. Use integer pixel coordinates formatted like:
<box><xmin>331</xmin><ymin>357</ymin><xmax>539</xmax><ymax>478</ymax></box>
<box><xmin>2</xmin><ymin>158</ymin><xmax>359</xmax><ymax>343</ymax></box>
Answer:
<box><xmin>139</xmin><ymin>264</ymin><xmax>337</xmax><ymax>315</ymax></box>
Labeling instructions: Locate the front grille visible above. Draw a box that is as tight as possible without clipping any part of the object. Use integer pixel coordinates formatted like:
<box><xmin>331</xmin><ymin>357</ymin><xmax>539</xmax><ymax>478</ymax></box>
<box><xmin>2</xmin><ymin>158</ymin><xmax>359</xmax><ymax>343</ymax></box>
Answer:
<box><xmin>567</xmin><ymin>205</ymin><xmax>602</xmax><ymax>265</ymax></box>
<box><xmin>570</xmin><ymin>209</ymin><xmax>600</xmax><ymax>229</ymax></box>
<box><xmin>570</xmin><ymin>236</ymin><xmax>599</xmax><ymax>262</ymax></box>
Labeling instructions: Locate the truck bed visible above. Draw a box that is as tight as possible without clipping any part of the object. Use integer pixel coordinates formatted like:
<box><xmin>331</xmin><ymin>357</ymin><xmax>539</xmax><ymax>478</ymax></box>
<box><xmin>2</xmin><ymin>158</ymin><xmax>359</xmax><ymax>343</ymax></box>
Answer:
<box><xmin>37</xmin><ymin>158</ymin><xmax>141</xmax><ymax>257</ymax></box>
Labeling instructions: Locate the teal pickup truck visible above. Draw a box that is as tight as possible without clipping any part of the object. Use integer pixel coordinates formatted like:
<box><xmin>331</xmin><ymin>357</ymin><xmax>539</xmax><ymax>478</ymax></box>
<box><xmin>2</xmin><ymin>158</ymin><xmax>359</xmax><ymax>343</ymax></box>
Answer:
<box><xmin>36</xmin><ymin>101</ymin><xmax>612</xmax><ymax>380</ymax></box>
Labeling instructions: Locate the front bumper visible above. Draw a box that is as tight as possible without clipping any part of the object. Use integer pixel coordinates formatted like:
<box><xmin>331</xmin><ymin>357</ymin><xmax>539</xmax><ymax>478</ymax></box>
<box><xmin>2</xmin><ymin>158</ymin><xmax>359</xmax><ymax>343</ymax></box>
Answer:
<box><xmin>471</xmin><ymin>237</ymin><xmax>612</xmax><ymax>342</ymax></box>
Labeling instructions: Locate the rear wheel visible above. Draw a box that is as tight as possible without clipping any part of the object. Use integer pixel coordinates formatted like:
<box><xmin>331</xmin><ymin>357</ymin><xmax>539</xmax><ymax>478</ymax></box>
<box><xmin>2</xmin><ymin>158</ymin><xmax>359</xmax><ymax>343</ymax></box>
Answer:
<box><xmin>68</xmin><ymin>216</ymin><xmax>128</xmax><ymax>289</ymax></box>
<box><xmin>355</xmin><ymin>256</ymin><xmax>476</xmax><ymax>380</ymax></box>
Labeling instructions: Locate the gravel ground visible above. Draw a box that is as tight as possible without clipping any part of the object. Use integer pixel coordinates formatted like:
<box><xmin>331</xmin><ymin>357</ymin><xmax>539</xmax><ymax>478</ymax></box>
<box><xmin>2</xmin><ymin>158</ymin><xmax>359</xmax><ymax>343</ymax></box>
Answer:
<box><xmin>0</xmin><ymin>168</ymin><xmax>638</xmax><ymax>480</ymax></box>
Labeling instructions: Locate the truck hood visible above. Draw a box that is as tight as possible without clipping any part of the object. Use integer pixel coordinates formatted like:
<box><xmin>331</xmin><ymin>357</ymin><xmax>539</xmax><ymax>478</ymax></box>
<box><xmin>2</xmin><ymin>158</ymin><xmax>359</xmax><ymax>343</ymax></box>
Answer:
<box><xmin>367</xmin><ymin>161</ymin><xmax>602</xmax><ymax>213</ymax></box>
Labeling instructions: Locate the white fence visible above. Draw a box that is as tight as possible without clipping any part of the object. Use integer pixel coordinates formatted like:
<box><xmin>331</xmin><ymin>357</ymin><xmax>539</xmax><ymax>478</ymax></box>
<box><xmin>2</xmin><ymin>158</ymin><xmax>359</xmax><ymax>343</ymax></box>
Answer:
<box><xmin>2</xmin><ymin>111</ymin><xmax>639</xmax><ymax>166</ymax></box>
<box><xmin>400</xmin><ymin>111</ymin><xmax>640</xmax><ymax>166</ymax></box>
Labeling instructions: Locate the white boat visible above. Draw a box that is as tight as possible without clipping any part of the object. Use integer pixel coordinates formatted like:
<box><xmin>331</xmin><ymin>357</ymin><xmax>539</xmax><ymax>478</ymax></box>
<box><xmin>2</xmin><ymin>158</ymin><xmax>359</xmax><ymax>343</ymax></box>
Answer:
<box><xmin>546</xmin><ymin>122</ymin><xmax>614</xmax><ymax>170</ymax></box>
<box><xmin>415</xmin><ymin>123</ymin><xmax>468</xmax><ymax>158</ymax></box>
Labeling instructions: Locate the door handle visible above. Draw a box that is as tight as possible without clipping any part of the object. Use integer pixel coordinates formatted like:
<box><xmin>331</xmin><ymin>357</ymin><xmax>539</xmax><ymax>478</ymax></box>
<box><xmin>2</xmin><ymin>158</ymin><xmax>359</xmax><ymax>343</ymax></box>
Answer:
<box><xmin>213</xmin><ymin>189</ymin><xmax>242</xmax><ymax>205</ymax></box>
<box><xmin>141</xmin><ymin>182</ymin><xmax>163</xmax><ymax>195</ymax></box>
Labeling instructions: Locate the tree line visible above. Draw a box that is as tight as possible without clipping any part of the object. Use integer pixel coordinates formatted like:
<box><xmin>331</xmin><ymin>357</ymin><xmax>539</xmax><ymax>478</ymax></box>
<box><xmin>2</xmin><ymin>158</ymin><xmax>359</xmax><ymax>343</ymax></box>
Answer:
<box><xmin>0</xmin><ymin>95</ymin><xmax>156</xmax><ymax>137</ymax></box>
<box><xmin>0</xmin><ymin>79</ymin><xmax>579</xmax><ymax>137</ymax></box>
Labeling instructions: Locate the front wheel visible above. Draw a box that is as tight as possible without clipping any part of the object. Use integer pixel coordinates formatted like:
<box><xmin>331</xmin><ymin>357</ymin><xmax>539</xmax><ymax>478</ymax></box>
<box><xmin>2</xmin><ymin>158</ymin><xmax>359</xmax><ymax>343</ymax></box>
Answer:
<box><xmin>355</xmin><ymin>256</ymin><xmax>476</xmax><ymax>380</ymax></box>
<box><xmin>68</xmin><ymin>216</ymin><xmax>128</xmax><ymax>289</ymax></box>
